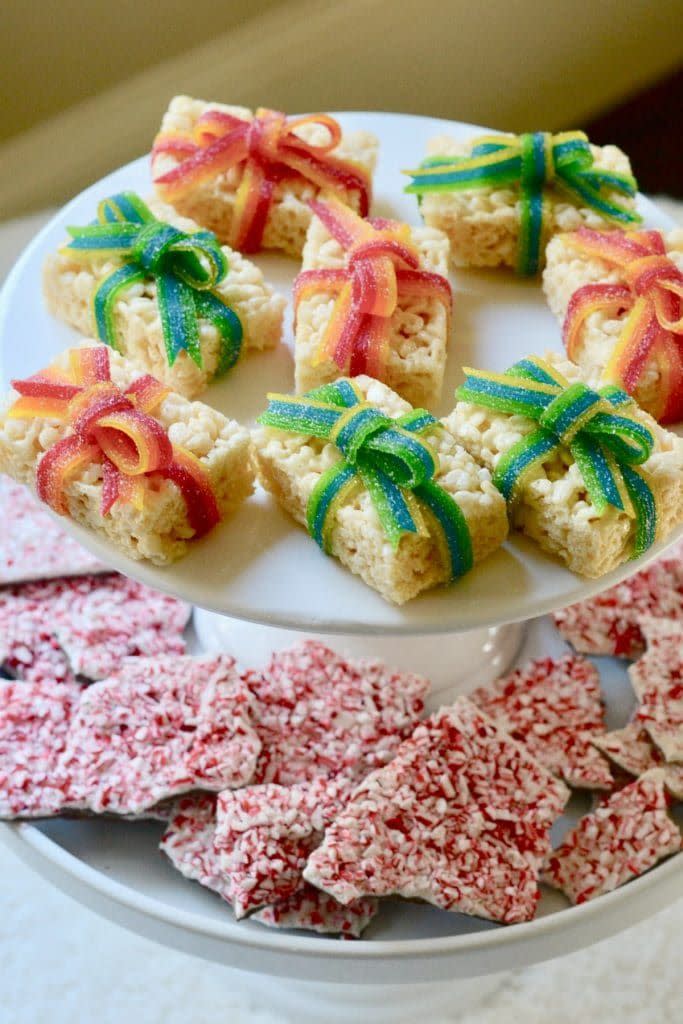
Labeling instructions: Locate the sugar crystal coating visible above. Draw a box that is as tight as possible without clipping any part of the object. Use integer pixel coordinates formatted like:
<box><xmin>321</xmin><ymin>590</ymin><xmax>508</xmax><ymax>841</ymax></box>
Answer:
<box><xmin>304</xmin><ymin>698</ymin><xmax>569</xmax><ymax>924</ymax></box>
<box><xmin>544</xmin><ymin>772</ymin><xmax>681</xmax><ymax>904</ymax></box>
<box><xmin>471</xmin><ymin>655</ymin><xmax>613</xmax><ymax>789</ymax></box>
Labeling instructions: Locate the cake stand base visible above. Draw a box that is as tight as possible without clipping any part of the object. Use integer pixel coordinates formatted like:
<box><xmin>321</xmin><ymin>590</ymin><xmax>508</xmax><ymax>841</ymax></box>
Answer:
<box><xmin>193</xmin><ymin>610</ymin><xmax>527</xmax><ymax>706</ymax></box>
<box><xmin>237</xmin><ymin>970</ymin><xmax>509</xmax><ymax>1023</ymax></box>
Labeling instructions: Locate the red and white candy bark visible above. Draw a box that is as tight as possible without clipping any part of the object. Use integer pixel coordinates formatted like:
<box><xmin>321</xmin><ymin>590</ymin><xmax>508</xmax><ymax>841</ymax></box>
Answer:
<box><xmin>304</xmin><ymin>699</ymin><xmax>569</xmax><ymax>924</ymax></box>
<box><xmin>0</xmin><ymin>679</ymin><xmax>81</xmax><ymax>818</ymax></box>
<box><xmin>59</xmin><ymin>655</ymin><xmax>260</xmax><ymax>815</ymax></box>
<box><xmin>245</xmin><ymin>641</ymin><xmax>429</xmax><ymax>785</ymax></box>
<box><xmin>544</xmin><ymin>772</ymin><xmax>681</xmax><ymax>904</ymax></box>
<box><xmin>552</xmin><ymin>540</ymin><xmax>683</xmax><ymax>659</ymax></box>
<box><xmin>0</xmin><ymin>476</ymin><xmax>106</xmax><ymax>584</ymax></box>
<box><xmin>471</xmin><ymin>656</ymin><xmax>613</xmax><ymax>790</ymax></box>
<box><xmin>592</xmin><ymin>723</ymin><xmax>683</xmax><ymax>801</ymax></box>
<box><xmin>629</xmin><ymin>617</ymin><xmax>683</xmax><ymax>763</ymax></box>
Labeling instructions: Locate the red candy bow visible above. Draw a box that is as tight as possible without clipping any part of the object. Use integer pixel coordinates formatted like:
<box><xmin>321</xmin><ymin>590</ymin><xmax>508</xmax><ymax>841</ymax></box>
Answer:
<box><xmin>9</xmin><ymin>347</ymin><xmax>220</xmax><ymax>536</ymax></box>
<box><xmin>563</xmin><ymin>228</ymin><xmax>683</xmax><ymax>423</ymax></box>
<box><xmin>293</xmin><ymin>196</ymin><xmax>452</xmax><ymax>378</ymax></box>
<box><xmin>152</xmin><ymin>108</ymin><xmax>371</xmax><ymax>253</ymax></box>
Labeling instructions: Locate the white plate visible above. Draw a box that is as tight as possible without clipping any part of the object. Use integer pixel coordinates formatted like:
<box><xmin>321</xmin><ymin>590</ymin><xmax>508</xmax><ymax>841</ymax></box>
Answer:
<box><xmin>0</xmin><ymin>111</ymin><xmax>680</xmax><ymax>634</ymax></box>
<box><xmin>2</xmin><ymin>616</ymin><xmax>682</xmax><ymax>986</ymax></box>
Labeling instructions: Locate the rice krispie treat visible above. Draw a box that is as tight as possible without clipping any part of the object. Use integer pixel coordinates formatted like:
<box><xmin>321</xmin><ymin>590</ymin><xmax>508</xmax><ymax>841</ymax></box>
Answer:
<box><xmin>253</xmin><ymin>376</ymin><xmax>508</xmax><ymax>604</ymax></box>
<box><xmin>405</xmin><ymin>130</ymin><xmax>640</xmax><ymax>275</ymax></box>
<box><xmin>0</xmin><ymin>344</ymin><xmax>253</xmax><ymax>565</ymax></box>
<box><xmin>448</xmin><ymin>353</ymin><xmax>683</xmax><ymax>578</ymax></box>
<box><xmin>304</xmin><ymin>698</ymin><xmax>569</xmax><ymax>924</ymax></box>
<box><xmin>293</xmin><ymin>196</ymin><xmax>452</xmax><ymax>407</ymax></box>
<box><xmin>43</xmin><ymin>191</ymin><xmax>286</xmax><ymax>399</ymax></box>
<box><xmin>152</xmin><ymin>97</ymin><xmax>378</xmax><ymax>257</ymax></box>
<box><xmin>543</xmin><ymin>227</ymin><xmax>683</xmax><ymax>423</ymax></box>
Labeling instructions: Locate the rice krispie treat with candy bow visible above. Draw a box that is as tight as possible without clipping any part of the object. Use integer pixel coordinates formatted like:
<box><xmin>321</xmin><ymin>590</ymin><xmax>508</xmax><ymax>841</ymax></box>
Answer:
<box><xmin>294</xmin><ymin>196</ymin><xmax>452</xmax><ymax>407</ymax></box>
<box><xmin>151</xmin><ymin>97</ymin><xmax>378</xmax><ymax>257</ymax></box>
<box><xmin>43</xmin><ymin>191</ymin><xmax>285</xmax><ymax>399</ymax></box>
<box><xmin>447</xmin><ymin>352</ymin><xmax>683</xmax><ymax>578</ymax></box>
<box><xmin>252</xmin><ymin>375</ymin><xmax>508</xmax><ymax>604</ymax></box>
<box><xmin>405</xmin><ymin>130</ymin><xmax>640</xmax><ymax>275</ymax></box>
<box><xmin>0</xmin><ymin>344</ymin><xmax>253</xmax><ymax>565</ymax></box>
<box><xmin>543</xmin><ymin>227</ymin><xmax>683</xmax><ymax>423</ymax></box>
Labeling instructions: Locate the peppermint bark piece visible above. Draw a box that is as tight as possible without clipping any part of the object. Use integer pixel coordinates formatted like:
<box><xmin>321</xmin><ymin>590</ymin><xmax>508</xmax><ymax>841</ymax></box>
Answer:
<box><xmin>552</xmin><ymin>539</ymin><xmax>683</xmax><ymax>658</ymax></box>
<box><xmin>304</xmin><ymin>699</ymin><xmax>569</xmax><ymax>924</ymax></box>
<box><xmin>60</xmin><ymin>655</ymin><xmax>260</xmax><ymax>814</ymax></box>
<box><xmin>294</xmin><ymin>200</ymin><xmax>451</xmax><ymax>407</ymax></box>
<box><xmin>592</xmin><ymin>724</ymin><xmax>683</xmax><ymax>801</ymax></box>
<box><xmin>253</xmin><ymin>375</ymin><xmax>508</xmax><ymax>605</ymax></box>
<box><xmin>471</xmin><ymin>655</ymin><xmax>613</xmax><ymax>790</ymax></box>
<box><xmin>544</xmin><ymin>772</ymin><xmax>681</xmax><ymax>904</ymax></box>
<box><xmin>0</xmin><ymin>476</ymin><xmax>106</xmax><ymax>584</ymax></box>
<box><xmin>0</xmin><ymin>679</ymin><xmax>80</xmax><ymax>818</ymax></box>
<box><xmin>409</xmin><ymin>132</ymin><xmax>637</xmax><ymax>272</ymax></box>
<box><xmin>161</xmin><ymin>793</ymin><xmax>377</xmax><ymax>936</ymax></box>
<box><xmin>0</xmin><ymin>344</ymin><xmax>253</xmax><ymax>565</ymax></box>
<box><xmin>446</xmin><ymin>352</ymin><xmax>683</xmax><ymax>579</ymax></box>
<box><xmin>152</xmin><ymin>97</ymin><xmax>378</xmax><ymax>258</ymax></box>
<box><xmin>629</xmin><ymin>617</ymin><xmax>683</xmax><ymax>763</ymax></box>
<box><xmin>246</xmin><ymin>640</ymin><xmax>428</xmax><ymax>785</ymax></box>
<box><xmin>44</xmin><ymin>196</ymin><xmax>285</xmax><ymax>400</ymax></box>
<box><xmin>215</xmin><ymin>775</ymin><xmax>352</xmax><ymax>918</ymax></box>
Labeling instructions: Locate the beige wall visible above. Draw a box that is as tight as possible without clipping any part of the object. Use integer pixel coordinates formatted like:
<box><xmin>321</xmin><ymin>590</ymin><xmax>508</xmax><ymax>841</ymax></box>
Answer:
<box><xmin>1</xmin><ymin>0</ymin><xmax>681</xmax><ymax>217</ymax></box>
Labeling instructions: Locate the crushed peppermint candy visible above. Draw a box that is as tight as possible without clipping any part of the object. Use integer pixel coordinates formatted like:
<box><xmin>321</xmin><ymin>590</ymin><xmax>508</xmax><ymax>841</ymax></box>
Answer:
<box><xmin>161</xmin><ymin>792</ymin><xmax>377</xmax><ymax>936</ymax></box>
<box><xmin>303</xmin><ymin>699</ymin><xmax>569</xmax><ymax>924</ymax></box>
<box><xmin>0</xmin><ymin>679</ymin><xmax>80</xmax><ymax>818</ymax></box>
<box><xmin>552</xmin><ymin>541</ymin><xmax>683</xmax><ymax>659</ymax></box>
<box><xmin>0</xmin><ymin>476</ymin><xmax>106</xmax><ymax>585</ymax></box>
<box><xmin>244</xmin><ymin>641</ymin><xmax>429</xmax><ymax>785</ymax></box>
<box><xmin>629</xmin><ymin>617</ymin><xmax>683</xmax><ymax>763</ymax></box>
<box><xmin>592</xmin><ymin>724</ymin><xmax>683</xmax><ymax>801</ymax></box>
<box><xmin>471</xmin><ymin>656</ymin><xmax>613</xmax><ymax>790</ymax></box>
<box><xmin>215</xmin><ymin>774</ymin><xmax>353</xmax><ymax>918</ymax></box>
<box><xmin>544</xmin><ymin>771</ymin><xmax>681</xmax><ymax>904</ymax></box>
<box><xmin>59</xmin><ymin>655</ymin><xmax>260</xmax><ymax>815</ymax></box>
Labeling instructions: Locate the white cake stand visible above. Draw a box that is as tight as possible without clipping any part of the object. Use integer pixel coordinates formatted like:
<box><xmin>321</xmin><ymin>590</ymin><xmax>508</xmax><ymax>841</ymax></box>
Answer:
<box><xmin>0</xmin><ymin>113</ymin><xmax>681</xmax><ymax>1023</ymax></box>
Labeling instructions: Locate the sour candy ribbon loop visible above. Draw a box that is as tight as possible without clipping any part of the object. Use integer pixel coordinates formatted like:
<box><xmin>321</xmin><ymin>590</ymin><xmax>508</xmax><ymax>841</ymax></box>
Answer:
<box><xmin>8</xmin><ymin>347</ymin><xmax>220</xmax><ymax>535</ymax></box>
<box><xmin>563</xmin><ymin>227</ymin><xmax>683</xmax><ymax>423</ymax></box>
<box><xmin>455</xmin><ymin>356</ymin><xmax>657</xmax><ymax>558</ymax></box>
<box><xmin>257</xmin><ymin>379</ymin><xmax>473</xmax><ymax>578</ymax></box>
<box><xmin>293</xmin><ymin>196</ymin><xmax>452</xmax><ymax>378</ymax></box>
<box><xmin>152</xmin><ymin>108</ymin><xmax>371</xmax><ymax>253</ymax></box>
<box><xmin>404</xmin><ymin>131</ymin><xmax>641</xmax><ymax>275</ymax></box>
<box><xmin>64</xmin><ymin>192</ymin><xmax>243</xmax><ymax>376</ymax></box>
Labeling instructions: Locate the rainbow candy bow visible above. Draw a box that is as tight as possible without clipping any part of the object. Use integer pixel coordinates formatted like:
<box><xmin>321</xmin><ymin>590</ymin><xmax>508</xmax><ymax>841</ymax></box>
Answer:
<box><xmin>563</xmin><ymin>228</ymin><xmax>683</xmax><ymax>423</ymax></box>
<box><xmin>404</xmin><ymin>131</ymin><xmax>641</xmax><ymax>275</ymax></box>
<box><xmin>258</xmin><ymin>379</ymin><xmax>473</xmax><ymax>578</ymax></box>
<box><xmin>456</xmin><ymin>356</ymin><xmax>657</xmax><ymax>558</ymax></box>
<box><xmin>294</xmin><ymin>196</ymin><xmax>452</xmax><ymax>377</ymax></box>
<box><xmin>9</xmin><ymin>347</ymin><xmax>220</xmax><ymax>536</ymax></box>
<box><xmin>153</xmin><ymin>108</ymin><xmax>371</xmax><ymax>253</ymax></box>
<box><xmin>64</xmin><ymin>192</ymin><xmax>242</xmax><ymax>375</ymax></box>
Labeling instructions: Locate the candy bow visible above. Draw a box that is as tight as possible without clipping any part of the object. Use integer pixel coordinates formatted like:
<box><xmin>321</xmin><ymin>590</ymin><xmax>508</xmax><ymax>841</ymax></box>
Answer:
<box><xmin>563</xmin><ymin>228</ymin><xmax>683</xmax><ymax>423</ymax></box>
<box><xmin>9</xmin><ymin>347</ymin><xmax>220</xmax><ymax>536</ymax></box>
<box><xmin>64</xmin><ymin>192</ymin><xmax>243</xmax><ymax>374</ymax></box>
<box><xmin>456</xmin><ymin>357</ymin><xmax>657</xmax><ymax>557</ymax></box>
<box><xmin>404</xmin><ymin>131</ymin><xmax>641</xmax><ymax>275</ymax></box>
<box><xmin>294</xmin><ymin>196</ymin><xmax>452</xmax><ymax>377</ymax></box>
<box><xmin>258</xmin><ymin>379</ymin><xmax>473</xmax><ymax>578</ymax></box>
<box><xmin>153</xmin><ymin>108</ymin><xmax>371</xmax><ymax>253</ymax></box>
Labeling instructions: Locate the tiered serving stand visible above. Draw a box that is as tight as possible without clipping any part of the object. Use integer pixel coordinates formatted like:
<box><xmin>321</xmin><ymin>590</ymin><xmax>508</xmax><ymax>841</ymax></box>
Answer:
<box><xmin>1</xmin><ymin>114</ymin><xmax>681</xmax><ymax>1023</ymax></box>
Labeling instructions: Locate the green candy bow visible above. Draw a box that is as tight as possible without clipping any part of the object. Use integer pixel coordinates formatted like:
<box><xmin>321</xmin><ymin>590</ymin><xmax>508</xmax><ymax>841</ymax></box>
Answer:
<box><xmin>404</xmin><ymin>131</ymin><xmax>641</xmax><ymax>275</ymax></box>
<box><xmin>455</xmin><ymin>357</ymin><xmax>657</xmax><ymax>558</ymax></box>
<box><xmin>64</xmin><ymin>192</ymin><xmax>243</xmax><ymax>374</ymax></box>
<box><xmin>258</xmin><ymin>379</ymin><xmax>473</xmax><ymax>579</ymax></box>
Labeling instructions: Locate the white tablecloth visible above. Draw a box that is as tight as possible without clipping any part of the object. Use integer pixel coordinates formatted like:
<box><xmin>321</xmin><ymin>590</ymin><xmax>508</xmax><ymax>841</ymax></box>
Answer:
<box><xmin>1</xmin><ymin>208</ymin><xmax>681</xmax><ymax>1024</ymax></box>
